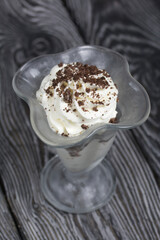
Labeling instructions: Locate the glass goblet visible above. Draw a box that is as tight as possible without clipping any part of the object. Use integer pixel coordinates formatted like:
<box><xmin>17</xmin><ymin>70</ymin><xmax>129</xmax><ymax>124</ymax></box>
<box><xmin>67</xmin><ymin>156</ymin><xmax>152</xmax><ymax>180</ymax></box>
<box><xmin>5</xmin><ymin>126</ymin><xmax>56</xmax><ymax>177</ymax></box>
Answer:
<box><xmin>13</xmin><ymin>45</ymin><xmax>150</xmax><ymax>213</ymax></box>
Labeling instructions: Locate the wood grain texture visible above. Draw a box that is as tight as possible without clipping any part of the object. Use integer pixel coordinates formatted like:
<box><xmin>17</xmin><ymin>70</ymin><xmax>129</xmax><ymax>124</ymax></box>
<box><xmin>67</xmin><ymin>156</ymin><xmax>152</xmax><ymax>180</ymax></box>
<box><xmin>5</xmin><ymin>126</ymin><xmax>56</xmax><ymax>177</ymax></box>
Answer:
<box><xmin>0</xmin><ymin>0</ymin><xmax>160</xmax><ymax>240</ymax></box>
<box><xmin>0</xmin><ymin>186</ymin><xmax>21</xmax><ymax>240</ymax></box>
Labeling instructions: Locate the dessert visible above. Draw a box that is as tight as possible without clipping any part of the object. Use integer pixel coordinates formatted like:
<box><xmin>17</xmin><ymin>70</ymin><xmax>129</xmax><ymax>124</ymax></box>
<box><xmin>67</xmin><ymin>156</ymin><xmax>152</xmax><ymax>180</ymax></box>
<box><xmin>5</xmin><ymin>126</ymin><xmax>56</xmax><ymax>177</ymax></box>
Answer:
<box><xmin>36</xmin><ymin>62</ymin><xmax>118</xmax><ymax>137</ymax></box>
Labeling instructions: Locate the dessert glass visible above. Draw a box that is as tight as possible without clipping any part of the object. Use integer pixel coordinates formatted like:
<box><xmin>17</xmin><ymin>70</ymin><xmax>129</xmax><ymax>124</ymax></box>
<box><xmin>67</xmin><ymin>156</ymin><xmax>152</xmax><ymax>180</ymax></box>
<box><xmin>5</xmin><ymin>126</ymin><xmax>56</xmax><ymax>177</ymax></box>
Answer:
<box><xmin>12</xmin><ymin>46</ymin><xmax>150</xmax><ymax>213</ymax></box>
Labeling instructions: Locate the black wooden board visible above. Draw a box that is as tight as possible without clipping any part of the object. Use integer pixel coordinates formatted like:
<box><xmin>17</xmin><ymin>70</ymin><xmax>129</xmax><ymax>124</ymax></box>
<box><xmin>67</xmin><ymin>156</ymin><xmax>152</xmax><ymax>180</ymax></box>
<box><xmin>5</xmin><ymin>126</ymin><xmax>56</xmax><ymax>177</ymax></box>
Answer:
<box><xmin>0</xmin><ymin>0</ymin><xmax>160</xmax><ymax>239</ymax></box>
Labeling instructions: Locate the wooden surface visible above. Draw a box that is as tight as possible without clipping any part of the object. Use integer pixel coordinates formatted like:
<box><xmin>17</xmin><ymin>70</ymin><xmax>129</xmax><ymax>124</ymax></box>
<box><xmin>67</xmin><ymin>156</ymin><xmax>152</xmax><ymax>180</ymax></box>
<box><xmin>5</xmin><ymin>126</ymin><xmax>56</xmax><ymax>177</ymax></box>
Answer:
<box><xmin>0</xmin><ymin>0</ymin><xmax>160</xmax><ymax>239</ymax></box>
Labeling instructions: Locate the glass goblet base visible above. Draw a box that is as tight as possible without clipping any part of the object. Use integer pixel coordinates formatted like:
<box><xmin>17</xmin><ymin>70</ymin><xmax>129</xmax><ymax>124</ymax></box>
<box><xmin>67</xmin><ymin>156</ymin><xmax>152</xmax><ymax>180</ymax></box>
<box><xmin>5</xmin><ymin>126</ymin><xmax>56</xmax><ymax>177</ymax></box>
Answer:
<box><xmin>41</xmin><ymin>155</ymin><xmax>116</xmax><ymax>213</ymax></box>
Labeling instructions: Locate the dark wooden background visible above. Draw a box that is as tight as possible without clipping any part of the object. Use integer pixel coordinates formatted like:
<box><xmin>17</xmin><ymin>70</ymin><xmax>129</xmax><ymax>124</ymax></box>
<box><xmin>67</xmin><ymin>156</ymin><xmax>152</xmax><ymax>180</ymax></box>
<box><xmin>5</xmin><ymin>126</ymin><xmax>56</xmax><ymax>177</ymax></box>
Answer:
<box><xmin>0</xmin><ymin>0</ymin><xmax>160</xmax><ymax>239</ymax></box>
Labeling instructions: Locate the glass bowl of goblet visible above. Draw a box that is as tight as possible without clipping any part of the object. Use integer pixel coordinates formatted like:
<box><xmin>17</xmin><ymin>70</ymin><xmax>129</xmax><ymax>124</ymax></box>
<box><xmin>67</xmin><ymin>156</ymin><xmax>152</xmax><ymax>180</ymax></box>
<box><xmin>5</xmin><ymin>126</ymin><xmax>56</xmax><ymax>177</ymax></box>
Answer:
<box><xmin>12</xmin><ymin>45</ymin><xmax>150</xmax><ymax>213</ymax></box>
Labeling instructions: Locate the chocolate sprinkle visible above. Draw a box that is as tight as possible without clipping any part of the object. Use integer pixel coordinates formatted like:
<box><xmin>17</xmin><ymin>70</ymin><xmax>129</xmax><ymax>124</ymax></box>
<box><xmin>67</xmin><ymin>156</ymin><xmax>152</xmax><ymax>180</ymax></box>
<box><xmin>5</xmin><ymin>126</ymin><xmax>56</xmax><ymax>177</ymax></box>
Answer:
<box><xmin>58</xmin><ymin>62</ymin><xmax>63</xmax><ymax>67</ymax></box>
<box><xmin>61</xmin><ymin>133</ymin><xmax>69</xmax><ymax>137</ymax></box>
<box><xmin>45</xmin><ymin>87</ymin><xmax>53</xmax><ymax>97</ymax></box>
<box><xmin>86</xmin><ymin>88</ymin><xmax>90</xmax><ymax>93</ymax></box>
<box><xmin>78</xmin><ymin>100</ymin><xmax>84</xmax><ymax>106</ymax></box>
<box><xmin>63</xmin><ymin>88</ymin><xmax>72</xmax><ymax>104</ymax></box>
<box><xmin>109</xmin><ymin>118</ymin><xmax>117</xmax><ymax>123</ymax></box>
<box><xmin>82</xmin><ymin>107</ymin><xmax>88</xmax><ymax>112</ymax></box>
<box><xmin>92</xmin><ymin>106</ymin><xmax>98</xmax><ymax>111</ymax></box>
<box><xmin>81</xmin><ymin>124</ymin><xmax>89</xmax><ymax>130</ymax></box>
<box><xmin>75</xmin><ymin>92</ymin><xmax>84</xmax><ymax>97</ymax></box>
<box><xmin>91</xmin><ymin>100</ymin><xmax>104</xmax><ymax>105</ymax></box>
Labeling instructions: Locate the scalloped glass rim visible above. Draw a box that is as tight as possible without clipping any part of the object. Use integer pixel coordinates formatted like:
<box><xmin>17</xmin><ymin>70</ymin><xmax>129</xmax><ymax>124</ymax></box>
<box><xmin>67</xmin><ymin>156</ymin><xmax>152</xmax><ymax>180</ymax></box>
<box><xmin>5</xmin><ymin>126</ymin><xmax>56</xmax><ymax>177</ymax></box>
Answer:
<box><xmin>12</xmin><ymin>45</ymin><xmax>150</xmax><ymax>147</ymax></box>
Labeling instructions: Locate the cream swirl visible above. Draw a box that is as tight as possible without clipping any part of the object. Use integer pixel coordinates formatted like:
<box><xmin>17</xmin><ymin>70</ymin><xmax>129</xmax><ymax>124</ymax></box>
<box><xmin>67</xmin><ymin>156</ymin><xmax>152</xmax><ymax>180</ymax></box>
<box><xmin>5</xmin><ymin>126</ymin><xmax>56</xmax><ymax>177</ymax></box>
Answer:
<box><xmin>36</xmin><ymin>62</ymin><xmax>118</xmax><ymax>137</ymax></box>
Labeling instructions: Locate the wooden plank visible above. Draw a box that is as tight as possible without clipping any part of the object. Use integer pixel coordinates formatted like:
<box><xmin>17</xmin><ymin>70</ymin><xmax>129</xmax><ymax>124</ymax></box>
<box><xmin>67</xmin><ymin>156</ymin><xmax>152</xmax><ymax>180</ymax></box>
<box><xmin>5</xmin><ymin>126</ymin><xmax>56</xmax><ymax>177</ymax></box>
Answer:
<box><xmin>0</xmin><ymin>186</ymin><xmax>21</xmax><ymax>240</ymax></box>
<box><xmin>120</xmin><ymin>0</ymin><xmax>160</xmax><ymax>180</ymax></box>
<box><xmin>65</xmin><ymin>0</ymin><xmax>160</xmax><ymax>180</ymax></box>
<box><xmin>0</xmin><ymin>0</ymin><xmax>160</xmax><ymax>240</ymax></box>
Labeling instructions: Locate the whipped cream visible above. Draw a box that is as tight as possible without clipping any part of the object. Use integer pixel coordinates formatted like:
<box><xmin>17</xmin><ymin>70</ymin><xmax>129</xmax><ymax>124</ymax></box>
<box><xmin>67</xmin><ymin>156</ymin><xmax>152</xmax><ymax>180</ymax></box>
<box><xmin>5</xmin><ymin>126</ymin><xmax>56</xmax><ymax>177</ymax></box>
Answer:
<box><xmin>36</xmin><ymin>62</ymin><xmax>118</xmax><ymax>137</ymax></box>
